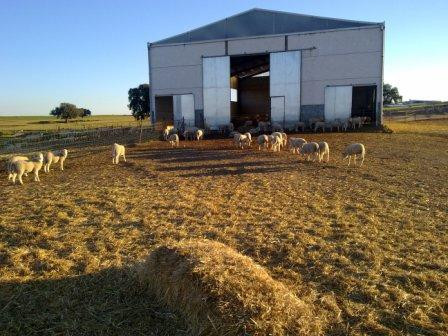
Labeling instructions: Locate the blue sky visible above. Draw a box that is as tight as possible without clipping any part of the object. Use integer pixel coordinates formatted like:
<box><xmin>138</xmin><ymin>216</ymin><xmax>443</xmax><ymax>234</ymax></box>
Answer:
<box><xmin>0</xmin><ymin>0</ymin><xmax>447</xmax><ymax>116</ymax></box>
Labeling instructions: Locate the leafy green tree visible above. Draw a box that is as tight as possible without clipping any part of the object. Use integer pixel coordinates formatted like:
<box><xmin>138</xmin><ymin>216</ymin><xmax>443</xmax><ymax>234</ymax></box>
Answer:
<box><xmin>383</xmin><ymin>84</ymin><xmax>403</xmax><ymax>104</ymax></box>
<box><xmin>50</xmin><ymin>103</ymin><xmax>83</xmax><ymax>123</ymax></box>
<box><xmin>128</xmin><ymin>84</ymin><xmax>150</xmax><ymax>141</ymax></box>
<box><xmin>80</xmin><ymin>108</ymin><xmax>92</xmax><ymax>118</ymax></box>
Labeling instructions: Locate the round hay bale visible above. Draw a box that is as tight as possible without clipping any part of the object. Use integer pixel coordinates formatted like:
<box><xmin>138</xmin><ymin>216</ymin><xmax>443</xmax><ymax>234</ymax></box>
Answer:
<box><xmin>138</xmin><ymin>239</ymin><xmax>322</xmax><ymax>335</ymax></box>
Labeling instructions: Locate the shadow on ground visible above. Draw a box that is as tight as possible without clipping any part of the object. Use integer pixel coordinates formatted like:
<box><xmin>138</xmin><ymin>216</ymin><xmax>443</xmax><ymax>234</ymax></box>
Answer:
<box><xmin>0</xmin><ymin>267</ymin><xmax>186</xmax><ymax>336</ymax></box>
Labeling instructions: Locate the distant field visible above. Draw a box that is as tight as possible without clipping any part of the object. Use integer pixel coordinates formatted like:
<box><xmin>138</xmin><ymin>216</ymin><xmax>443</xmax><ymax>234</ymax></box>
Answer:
<box><xmin>0</xmin><ymin>119</ymin><xmax>447</xmax><ymax>335</ymax></box>
<box><xmin>0</xmin><ymin>115</ymin><xmax>138</xmax><ymax>135</ymax></box>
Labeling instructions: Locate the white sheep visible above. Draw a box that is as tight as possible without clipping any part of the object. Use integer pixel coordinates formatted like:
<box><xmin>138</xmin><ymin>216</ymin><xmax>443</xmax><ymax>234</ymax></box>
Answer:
<box><xmin>244</xmin><ymin>132</ymin><xmax>252</xmax><ymax>146</ymax></box>
<box><xmin>257</xmin><ymin>134</ymin><xmax>269</xmax><ymax>150</ymax></box>
<box><xmin>289</xmin><ymin>138</ymin><xmax>307</xmax><ymax>154</ymax></box>
<box><xmin>233</xmin><ymin>132</ymin><xmax>242</xmax><ymax>148</ymax></box>
<box><xmin>6</xmin><ymin>155</ymin><xmax>29</xmax><ymax>180</ymax></box>
<box><xmin>318</xmin><ymin>141</ymin><xmax>330</xmax><ymax>162</ymax></box>
<box><xmin>112</xmin><ymin>143</ymin><xmax>126</xmax><ymax>164</ymax></box>
<box><xmin>44</xmin><ymin>149</ymin><xmax>68</xmax><ymax>172</ymax></box>
<box><xmin>234</xmin><ymin>133</ymin><xmax>250</xmax><ymax>149</ymax></box>
<box><xmin>195</xmin><ymin>129</ymin><xmax>204</xmax><ymax>141</ymax></box>
<box><xmin>295</xmin><ymin>122</ymin><xmax>306</xmax><ymax>132</ymax></box>
<box><xmin>300</xmin><ymin>142</ymin><xmax>320</xmax><ymax>161</ymax></box>
<box><xmin>10</xmin><ymin>153</ymin><xmax>44</xmax><ymax>185</ymax></box>
<box><xmin>168</xmin><ymin>134</ymin><xmax>179</xmax><ymax>147</ymax></box>
<box><xmin>342</xmin><ymin>143</ymin><xmax>366</xmax><ymax>166</ymax></box>
<box><xmin>349</xmin><ymin>117</ymin><xmax>362</xmax><ymax>129</ymax></box>
<box><xmin>271</xmin><ymin>132</ymin><xmax>284</xmax><ymax>149</ymax></box>
<box><xmin>183</xmin><ymin>126</ymin><xmax>199</xmax><ymax>140</ymax></box>
<box><xmin>268</xmin><ymin>134</ymin><xmax>282</xmax><ymax>152</ymax></box>
<box><xmin>280</xmin><ymin>132</ymin><xmax>288</xmax><ymax>147</ymax></box>
<box><xmin>314</xmin><ymin>121</ymin><xmax>326</xmax><ymax>132</ymax></box>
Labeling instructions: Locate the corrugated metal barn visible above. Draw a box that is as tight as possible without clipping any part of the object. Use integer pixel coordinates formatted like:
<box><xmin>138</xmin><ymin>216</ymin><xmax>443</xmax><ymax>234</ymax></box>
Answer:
<box><xmin>148</xmin><ymin>8</ymin><xmax>385</xmax><ymax>130</ymax></box>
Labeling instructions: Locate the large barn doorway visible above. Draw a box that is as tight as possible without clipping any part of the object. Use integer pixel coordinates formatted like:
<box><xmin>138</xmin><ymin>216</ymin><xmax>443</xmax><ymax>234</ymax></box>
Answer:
<box><xmin>230</xmin><ymin>54</ymin><xmax>270</xmax><ymax>128</ymax></box>
<box><xmin>351</xmin><ymin>85</ymin><xmax>377</xmax><ymax>123</ymax></box>
<box><xmin>155</xmin><ymin>96</ymin><xmax>173</xmax><ymax>129</ymax></box>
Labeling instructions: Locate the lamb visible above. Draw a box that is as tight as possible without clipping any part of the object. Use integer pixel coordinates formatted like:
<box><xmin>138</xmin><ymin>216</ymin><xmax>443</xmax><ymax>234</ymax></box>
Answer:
<box><xmin>168</xmin><ymin>134</ymin><xmax>179</xmax><ymax>147</ymax></box>
<box><xmin>342</xmin><ymin>143</ymin><xmax>366</xmax><ymax>166</ymax></box>
<box><xmin>288</xmin><ymin>138</ymin><xmax>307</xmax><ymax>154</ymax></box>
<box><xmin>314</xmin><ymin>121</ymin><xmax>326</xmax><ymax>132</ymax></box>
<box><xmin>257</xmin><ymin>134</ymin><xmax>269</xmax><ymax>150</ymax></box>
<box><xmin>183</xmin><ymin>127</ymin><xmax>199</xmax><ymax>140</ymax></box>
<box><xmin>9</xmin><ymin>153</ymin><xmax>44</xmax><ymax>185</ymax></box>
<box><xmin>6</xmin><ymin>155</ymin><xmax>29</xmax><ymax>180</ymax></box>
<box><xmin>280</xmin><ymin>132</ymin><xmax>288</xmax><ymax>147</ymax></box>
<box><xmin>295</xmin><ymin>122</ymin><xmax>306</xmax><ymax>132</ymax></box>
<box><xmin>271</xmin><ymin>132</ymin><xmax>284</xmax><ymax>149</ymax></box>
<box><xmin>268</xmin><ymin>134</ymin><xmax>282</xmax><ymax>152</ymax></box>
<box><xmin>195</xmin><ymin>129</ymin><xmax>204</xmax><ymax>141</ymax></box>
<box><xmin>43</xmin><ymin>149</ymin><xmax>68</xmax><ymax>172</ymax></box>
<box><xmin>234</xmin><ymin>133</ymin><xmax>250</xmax><ymax>149</ymax></box>
<box><xmin>300</xmin><ymin>142</ymin><xmax>320</xmax><ymax>161</ymax></box>
<box><xmin>244</xmin><ymin>132</ymin><xmax>252</xmax><ymax>146</ymax></box>
<box><xmin>318</xmin><ymin>141</ymin><xmax>330</xmax><ymax>162</ymax></box>
<box><xmin>112</xmin><ymin>143</ymin><xmax>126</xmax><ymax>164</ymax></box>
<box><xmin>349</xmin><ymin>117</ymin><xmax>362</xmax><ymax>129</ymax></box>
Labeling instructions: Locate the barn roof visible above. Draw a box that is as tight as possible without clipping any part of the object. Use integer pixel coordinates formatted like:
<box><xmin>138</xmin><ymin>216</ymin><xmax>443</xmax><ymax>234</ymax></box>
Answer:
<box><xmin>151</xmin><ymin>8</ymin><xmax>381</xmax><ymax>45</ymax></box>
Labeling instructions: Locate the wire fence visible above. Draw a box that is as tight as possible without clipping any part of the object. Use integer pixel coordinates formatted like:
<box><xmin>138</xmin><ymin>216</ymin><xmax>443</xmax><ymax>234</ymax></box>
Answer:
<box><xmin>0</xmin><ymin>125</ymin><xmax>159</xmax><ymax>156</ymax></box>
<box><xmin>384</xmin><ymin>103</ymin><xmax>448</xmax><ymax>122</ymax></box>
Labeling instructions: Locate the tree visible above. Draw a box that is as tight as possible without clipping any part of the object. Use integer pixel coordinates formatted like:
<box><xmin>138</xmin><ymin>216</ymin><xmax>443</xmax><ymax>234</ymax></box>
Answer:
<box><xmin>50</xmin><ymin>103</ymin><xmax>83</xmax><ymax>123</ymax></box>
<box><xmin>383</xmin><ymin>84</ymin><xmax>402</xmax><ymax>104</ymax></box>
<box><xmin>80</xmin><ymin>108</ymin><xmax>92</xmax><ymax>118</ymax></box>
<box><xmin>128</xmin><ymin>84</ymin><xmax>150</xmax><ymax>142</ymax></box>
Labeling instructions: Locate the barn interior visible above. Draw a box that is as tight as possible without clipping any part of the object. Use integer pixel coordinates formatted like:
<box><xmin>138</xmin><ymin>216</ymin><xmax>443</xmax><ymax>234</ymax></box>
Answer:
<box><xmin>351</xmin><ymin>85</ymin><xmax>377</xmax><ymax>122</ymax></box>
<box><xmin>155</xmin><ymin>96</ymin><xmax>174</xmax><ymax>128</ymax></box>
<box><xmin>230</xmin><ymin>54</ymin><xmax>270</xmax><ymax>127</ymax></box>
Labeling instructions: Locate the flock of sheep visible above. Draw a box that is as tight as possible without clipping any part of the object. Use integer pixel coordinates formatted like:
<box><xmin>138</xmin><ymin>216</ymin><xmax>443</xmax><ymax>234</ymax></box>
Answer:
<box><xmin>162</xmin><ymin>121</ymin><xmax>366</xmax><ymax>167</ymax></box>
<box><xmin>5</xmin><ymin>120</ymin><xmax>366</xmax><ymax>185</ymax></box>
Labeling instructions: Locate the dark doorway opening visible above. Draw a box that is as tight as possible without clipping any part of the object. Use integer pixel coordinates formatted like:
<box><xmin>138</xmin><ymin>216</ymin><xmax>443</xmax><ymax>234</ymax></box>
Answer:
<box><xmin>230</xmin><ymin>54</ymin><xmax>270</xmax><ymax>127</ymax></box>
<box><xmin>352</xmin><ymin>85</ymin><xmax>377</xmax><ymax>123</ymax></box>
<box><xmin>155</xmin><ymin>96</ymin><xmax>173</xmax><ymax>129</ymax></box>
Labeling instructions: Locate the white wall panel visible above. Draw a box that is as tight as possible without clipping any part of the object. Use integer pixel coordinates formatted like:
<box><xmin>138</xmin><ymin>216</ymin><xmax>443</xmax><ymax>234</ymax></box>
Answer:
<box><xmin>324</xmin><ymin>86</ymin><xmax>352</xmax><ymax>121</ymax></box>
<box><xmin>203</xmin><ymin>56</ymin><xmax>230</xmax><ymax>128</ymax></box>
<box><xmin>270</xmin><ymin>51</ymin><xmax>301</xmax><ymax>126</ymax></box>
<box><xmin>173</xmin><ymin>94</ymin><xmax>195</xmax><ymax>127</ymax></box>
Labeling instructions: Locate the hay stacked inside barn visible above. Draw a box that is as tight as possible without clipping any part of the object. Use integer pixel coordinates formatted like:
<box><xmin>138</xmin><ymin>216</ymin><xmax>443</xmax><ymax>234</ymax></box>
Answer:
<box><xmin>138</xmin><ymin>239</ymin><xmax>323</xmax><ymax>335</ymax></box>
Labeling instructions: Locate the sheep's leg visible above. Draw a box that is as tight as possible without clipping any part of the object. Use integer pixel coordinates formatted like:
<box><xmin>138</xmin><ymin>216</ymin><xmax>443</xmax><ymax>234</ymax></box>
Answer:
<box><xmin>326</xmin><ymin>152</ymin><xmax>330</xmax><ymax>162</ymax></box>
<box><xmin>112</xmin><ymin>157</ymin><xmax>115</xmax><ymax>164</ymax></box>
<box><xmin>347</xmin><ymin>156</ymin><xmax>351</xmax><ymax>166</ymax></box>
<box><xmin>18</xmin><ymin>172</ymin><xmax>24</xmax><ymax>185</ymax></box>
<box><xmin>60</xmin><ymin>158</ymin><xmax>64</xmax><ymax>171</ymax></box>
<box><xmin>353</xmin><ymin>155</ymin><xmax>357</xmax><ymax>166</ymax></box>
<box><xmin>34</xmin><ymin>170</ymin><xmax>39</xmax><ymax>182</ymax></box>
<box><xmin>360</xmin><ymin>155</ymin><xmax>364</xmax><ymax>166</ymax></box>
<box><xmin>123</xmin><ymin>153</ymin><xmax>127</xmax><ymax>162</ymax></box>
<box><xmin>115</xmin><ymin>155</ymin><xmax>120</xmax><ymax>164</ymax></box>
<box><xmin>12</xmin><ymin>173</ymin><xmax>17</xmax><ymax>184</ymax></box>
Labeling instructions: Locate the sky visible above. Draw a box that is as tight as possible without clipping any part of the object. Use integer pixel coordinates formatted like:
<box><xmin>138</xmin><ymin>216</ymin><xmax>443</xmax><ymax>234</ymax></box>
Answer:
<box><xmin>0</xmin><ymin>0</ymin><xmax>447</xmax><ymax>116</ymax></box>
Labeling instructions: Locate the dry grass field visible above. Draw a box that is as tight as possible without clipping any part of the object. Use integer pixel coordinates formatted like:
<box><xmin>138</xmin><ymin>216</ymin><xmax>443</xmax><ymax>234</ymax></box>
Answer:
<box><xmin>0</xmin><ymin>119</ymin><xmax>447</xmax><ymax>335</ymax></box>
<box><xmin>0</xmin><ymin>115</ymin><xmax>137</xmax><ymax>135</ymax></box>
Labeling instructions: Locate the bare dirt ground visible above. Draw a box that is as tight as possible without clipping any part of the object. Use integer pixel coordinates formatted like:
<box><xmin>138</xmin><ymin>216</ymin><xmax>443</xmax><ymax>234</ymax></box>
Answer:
<box><xmin>1</xmin><ymin>120</ymin><xmax>447</xmax><ymax>335</ymax></box>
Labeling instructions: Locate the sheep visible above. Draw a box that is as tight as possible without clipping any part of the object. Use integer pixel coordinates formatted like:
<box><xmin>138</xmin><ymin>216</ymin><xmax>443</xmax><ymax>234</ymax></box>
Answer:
<box><xmin>6</xmin><ymin>155</ymin><xmax>29</xmax><ymax>180</ymax></box>
<box><xmin>314</xmin><ymin>121</ymin><xmax>326</xmax><ymax>132</ymax></box>
<box><xmin>295</xmin><ymin>122</ymin><xmax>306</xmax><ymax>132</ymax></box>
<box><xmin>349</xmin><ymin>117</ymin><xmax>362</xmax><ymax>129</ymax></box>
<box><xmin>10</xmin><ymin>153</ymin><xmax>44</xmax><ymax>185</ymax></box>
<box><xmin>288</xmin><ymin>138</ymin><xmax>307</xmax><ymax>154</ymax></box>
<box><xmin>195</xmin><ymin>129</ymin><xmax>204</xmax><ymax>141</ymax></box>
<box><xmin>233</xmin><ymin>132</ymin><xmax>242</xmax><ymax>148</ymax></box>
<box><xmin>112</xmin><ymin>143</ymin><xmax>126</xmax><ymax>164</ymax></box>
<box><xmin>308</xmin><ymin>118</ymin><xmax>323</xmax><ymax>130</ymax></box>
<box><xmin>183</xmin><ymin>127</ymin><xmax>199</xmax><ymax>140</ymax></box>
<box><xmin>280</xmin><ymin>132</ymin><xmax>288</xmax><ymax>147</ymax></box>
<box><xmin>300</xmin><ymin>142</ymin><xmax>320</xmax><ymax>161</ymax></box>
<box><xmin>163</xmin><ymin>126</ymin><xmax>177</xmax><ymax>140</ymax></box>
<box><xmin>318</xmin><ymin>141</ymin><xmax>330</xmax><ymax>163</ymax></box>
<box><xmin>244</xmin><ymin>132</ymin><xmax>252</xmax><ymax>145</ymax></box>
<box><xmin>168</xmin><ymin>134</ymin><xmax>179</xmax><ymax>148</ymax></box>
<box><xmin>271</xmin><ymin>132</ymin><xmax>284</xmax><ymax>149</ymax></box>
<box><xmin>257</xmin><ymin>134</ymin><xmax>269</xmax><ymax>150</ymax></box>
<box><xmin>340</xmin><ymin>119</ymin><xmax>350</xmax><ymax>132</ymax></box>
<box><xmin>268</xmin><ymin>134</ymin><xmax>282</xmax><ymax>152</ymax></box>
<box><xmin>234</xmin><ymin>133</ymin><xmax>250</xmax><ymax>149</ymax></box>
<box><xmin>342</xmin><ymin>143</ymin><xmax>366</xmax><ymax>166</ymax></box>
<box><xmin>43</xmin><ymin>149</ymin><xmax>68</xmax><ymax>172</ymax></box>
